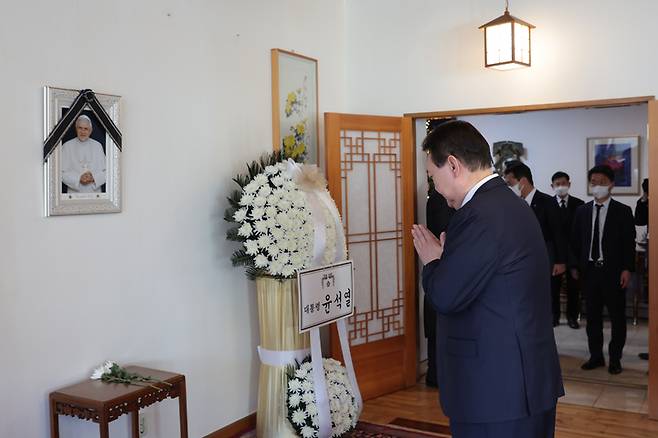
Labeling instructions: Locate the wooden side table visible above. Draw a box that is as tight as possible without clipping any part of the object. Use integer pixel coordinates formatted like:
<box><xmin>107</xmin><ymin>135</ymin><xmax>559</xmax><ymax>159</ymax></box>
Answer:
<box><xmin>49</xmin><ymin>366</ymin><xmax>188</xmax><ymax>438</ymax></box>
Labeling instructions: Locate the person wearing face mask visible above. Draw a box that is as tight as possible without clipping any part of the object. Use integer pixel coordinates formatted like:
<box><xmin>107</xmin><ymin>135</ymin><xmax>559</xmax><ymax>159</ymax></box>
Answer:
<box><xmin>503</xmin><ymin>163</ymin><xmax>568</xmax><ymax>328</ymax></box>
<box><xmin>550</xmin><ymin>172</ymin><xmax>584</xmax><ymax>329</ymax></box>
<box><xmin>571</xmin><ymin>165</ymin><xmax>635</xmax><ymax>375</ymax></box>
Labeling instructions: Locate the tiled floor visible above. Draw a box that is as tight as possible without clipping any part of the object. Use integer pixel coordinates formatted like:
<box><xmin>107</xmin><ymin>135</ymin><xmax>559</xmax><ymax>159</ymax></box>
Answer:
<box><xmin>554</xmin><ymin>319</ymin><xmax>649</xmax><ymax>414</ymax></box>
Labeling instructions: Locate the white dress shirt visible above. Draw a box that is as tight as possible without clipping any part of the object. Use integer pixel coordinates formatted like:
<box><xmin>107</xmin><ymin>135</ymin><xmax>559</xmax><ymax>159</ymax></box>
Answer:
<box><xmin>460</xmin><ymin>174</ymin><xmax>498</xmax><ymax>208</ymax></box>
<box><xmin>589</xmin><ymin>198</ymin><xmax>611</xmax><ymax>262</ymax></box>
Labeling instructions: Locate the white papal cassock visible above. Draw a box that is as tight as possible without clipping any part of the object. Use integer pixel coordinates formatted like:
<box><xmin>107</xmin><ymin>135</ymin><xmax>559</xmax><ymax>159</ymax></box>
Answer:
<box><xmin>61</xmin><ymin>137</ymin><xmax>107</xmax><ymax>193</ymax></box>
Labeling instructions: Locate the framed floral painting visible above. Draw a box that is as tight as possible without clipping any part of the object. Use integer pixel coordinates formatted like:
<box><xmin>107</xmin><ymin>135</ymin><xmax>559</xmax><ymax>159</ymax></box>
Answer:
<box><xmin>587</xmin><ymin>136</ymin><xmax>640</xmax><ymax>195</ymax></box>
<box><xmin>271</xmin><ymin>49</ymin><xmax>319</xmax><ymax>165</ymax></box>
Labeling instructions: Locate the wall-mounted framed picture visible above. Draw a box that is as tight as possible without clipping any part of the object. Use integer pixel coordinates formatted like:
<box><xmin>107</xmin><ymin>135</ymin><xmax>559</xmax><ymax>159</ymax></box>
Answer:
<box><xmin>44</xmin><ymin>86</ymin><xmax>121</xmax><ymax>216</ymax></box>
<box><xmin>587</xmin><ymin>135</ymin><xmax>640</xmax><ymax>195</ymax></box>
<box><xmin>271</xmin><ymin>49</ymin><xmax>319</xmax><ymax>165</ymax></box>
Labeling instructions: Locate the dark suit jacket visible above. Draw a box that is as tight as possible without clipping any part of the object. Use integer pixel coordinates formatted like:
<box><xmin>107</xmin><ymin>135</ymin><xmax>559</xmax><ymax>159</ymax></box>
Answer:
<box><xmin>571</xmin><ymin>199</ymin><xmax>635</xmax><ymax>275</ymax></box>
<box><xmin>530</xmin><ymin>190</ymin><xmax>567</xmax><ymax>265</ymax></box>
<box><xmin>422</xmin><ymin>177</ymin><xmax>564</xmax><ymax>423</ymax></box>
<box><xmin>555</xmin><ymin>195</ymin><xmax>585</xmax><ymax>265</ymax></box>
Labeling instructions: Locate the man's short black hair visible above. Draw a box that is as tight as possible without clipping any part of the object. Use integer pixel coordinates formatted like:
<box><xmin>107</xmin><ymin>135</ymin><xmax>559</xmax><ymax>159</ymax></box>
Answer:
<box><xmin>588</xmin><ymin>165</ymin><xmax>614</xmax><ymax>182</ymax></box>
<box><xmin>642</xmin><ymin>178</ymin><xmax>648</xmax><ymax>194</ymax></box>
<box><xmin>504</xmin><ymin>162</ymin><xmax>534</xmax><ymax>186</ymax></box>
<box><xmin>422</xmin><ymin>120</ymin><xmax>492</xmax><ymax>171</ymax></box>
<box><xmin>551</xmin><ymin>171</ymin><xmax>570</xmax><ymax>182</ymax></box>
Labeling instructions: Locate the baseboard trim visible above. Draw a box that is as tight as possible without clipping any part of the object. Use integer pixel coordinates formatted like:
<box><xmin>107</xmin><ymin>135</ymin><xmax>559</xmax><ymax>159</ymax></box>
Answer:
<box><xmin>204</xmin><ymin>412</ymin><xmax>256</xmax><ymax>438</ymax></box>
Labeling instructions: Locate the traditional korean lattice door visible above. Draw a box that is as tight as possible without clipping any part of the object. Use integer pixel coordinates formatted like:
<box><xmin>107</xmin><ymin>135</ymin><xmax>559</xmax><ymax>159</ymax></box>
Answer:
<box><xmin>325</xmin><ymin>113</ymin><xmax>416</xmax><ymax>400</ymax></box>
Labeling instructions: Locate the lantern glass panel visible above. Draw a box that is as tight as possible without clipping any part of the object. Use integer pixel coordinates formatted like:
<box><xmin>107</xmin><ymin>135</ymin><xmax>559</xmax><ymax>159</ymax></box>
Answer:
<box><xmin>514</xmin><ymin>22</ymin><xmax>530</xmax><ymax>64</ymax></box>
<box><xmin>485</xmin><ymin>22</ymin><xmax>512</xmax><ymax>65</ymax></box>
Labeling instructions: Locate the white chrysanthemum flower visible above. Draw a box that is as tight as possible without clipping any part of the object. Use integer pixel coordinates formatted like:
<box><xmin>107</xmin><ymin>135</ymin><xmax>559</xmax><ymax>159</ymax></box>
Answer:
<box><xmin>278</xmin><ymin>199</ymin><xmax>292</xmax><ymax>211</ymax></box>
<box><xmin>277</xmin><ymin>253</ymin><xmax>290</xmax><ymax>265</ymax></box>
<box><xmin>302</xmin><ymin>391</ymin><xmax>315</xmax><ymax>404</ymax></box>
<box><xmin>244</xmin><ymin>240</ymin><xmax>259</xmax><ymax>255</ymax></box>
<box><xmin>253</xmin><ymin>196</ymin><xmax>267</xmax><ymax>207</ymax></box>
<box><xmin>254</xmin><ymin>220</ymin><xmax>269</xmax><ymax>234</ymax></box>
<box><xmin>244</xmin><ymin>181</ymin><xmax>259</xmax><ymax>194</ymax></box>
<box><xmin>291</xmin><ymin>408</ymin><xmax>307</xmax><ymax>426</ymax></box>
<box><xmin>251</xmin><ymin>207</ymin><xmax>265</xmax><ymax>220</ymax></box>
<box><xmin>291</xmin><ymin>254</ymin><xmax>303</xmax><ymax>266</ymax></box>
<box><xmin>301</xmin><ymin>425</ymin><xmax>316</xmax><ymax>438</ymax></box>
<box><xmin>301</xmin><ymin>362</ymin><xmax>313</xmax><ymax>372</ymax></box>
<box><xmin>282</xmin><ymin>264</ymin><xmax>295</xmax><ymax>277</ymax></box>
<box><xmin>289</xmin><ymin>392</ymin><xmax>301</xmax><ymax>407</ymax></box>
<box><xmin>277</xmin><ymin>162</ymin><xmax>288</xmax><ymax>171</ymax></box>
<box><xmin>272</xmin><ymin>176</ymin><xmax>284</xmax><ymax>187</ymax></box>
<box><xmin>289</xmin><ymin>378</ymin><xmax>302</xmax><ymax>393</ymax></box>
<box><xmin>90</xmin><ymin>360</ymin><xmax>115</xmax><ymax>380</ymax></box>
<box><xmin>301</xmin><ymin>380</ymin><xmax>314</xmax><ymax>393</ymax></box>
<box><xmin>265</xmin><ymin>206</ymin><xmax>277</xmax><ymax>218</ymax></box>
<box><xmin>257</xmin><ymin>234</ymin><xmax>272</xmax><ymax>248</ymax></box>
<box><xmin>270</xmin><ymin>260</ymin><xmax>284</xmax><ymax>275</ymax></box>
<box><xmin>306</xmin><ymin>403</ymin><xmax>318</xmax><ymax>416</ymax></box>
<box><xmin>237</xmin><ymin>223</ymin><xmax>253</xmax><ymax>237</ymax></box>
<box><xmin>265</xmin><ymin>165</ymin><xmax>279</xmax><ymax>175</ymax></box>
<box><xmin>258</xmin><ymin>184</ymin><xmax>272</xmax><ymax>197</ymax></box>
<box><xmin>295</xmin><ymin>367</ymin><xmax>308</xmax><ymax>379</ymax></box>
<box><xmin>268</xmin><ymin>244</ymin><xmax>280</xmax><ymax>257</ymax></box>
<box><xmin>239</xmin><ymin>194</ymin><xmax>254</xmax><ymax>206</ymax></box>
<box><xmin>233</xmin><ymin>208</ymin><xmax>247</xmax><ymax>222</ymax></box>
<box><xmin>254</xmin><ymin>254</ymin><xmax>269</xmax><ymax>268</ymax></box>
<box><xmin>254</xmin><ymin>174</ymin><xmax>268</xmax><ymax>187</ymax></box>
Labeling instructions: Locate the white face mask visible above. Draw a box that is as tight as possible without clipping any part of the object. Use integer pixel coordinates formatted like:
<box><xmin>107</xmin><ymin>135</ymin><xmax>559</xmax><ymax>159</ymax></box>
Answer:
<box><xmin>591</xmin><ymin>185</ymin><xmax>610</xmax><ymax>200</ymax></box>
<box><xmin>510</xmin><ymin>183</ymin><xmax>523</xmax><ymax>197</ymax></box>
<box><xmin>554</xmin><ymin>186</ymin><xmax>569</xmax><ymax>197</ymax></box>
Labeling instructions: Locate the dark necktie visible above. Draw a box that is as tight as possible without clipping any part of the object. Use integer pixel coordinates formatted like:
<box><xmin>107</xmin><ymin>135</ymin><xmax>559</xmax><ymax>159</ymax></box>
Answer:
<box><xmin>591</xmin><ymin>204</ymin><xmax>603</xmax><ymax>261</ymax></box>
<box><xmin>560</xmin><ymin>199</ymin><xmax>566</xmax><ymax>209</ymax></box>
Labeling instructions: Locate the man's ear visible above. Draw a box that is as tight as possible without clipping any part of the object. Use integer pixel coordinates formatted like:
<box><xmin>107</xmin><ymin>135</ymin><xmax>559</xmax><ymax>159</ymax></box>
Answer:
<box><xmin>447</xmin><ymin>155</ymin><xmax>459</xmax><ymax>174</ymax></box>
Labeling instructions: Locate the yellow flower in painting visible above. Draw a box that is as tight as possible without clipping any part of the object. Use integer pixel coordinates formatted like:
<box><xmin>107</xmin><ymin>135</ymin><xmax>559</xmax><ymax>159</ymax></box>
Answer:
<box><xmin>283</xmin><ymin>135</ymin><xmax>296</xmax><ymax>149</ymax></box>
<box><xmin>295</xmin><ymin>122</ymin><xmax>306</xmax><ymax>136</ymax></box>
<box><xmin>293</xmin><ymin>142</ymin><xmax>306</xmax><ymax>158</ymax></box>
<box><xmin>287</xmin><ymin>92</ymin><xmax>297</xmax><ymax>105</ymax></box>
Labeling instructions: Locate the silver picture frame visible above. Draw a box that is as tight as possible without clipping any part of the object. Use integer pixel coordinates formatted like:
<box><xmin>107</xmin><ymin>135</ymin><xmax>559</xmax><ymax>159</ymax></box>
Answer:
<box><xmin>43</xmin><ymin>86</ymin><xmax>121</xmax><ymax>216</ymax></box>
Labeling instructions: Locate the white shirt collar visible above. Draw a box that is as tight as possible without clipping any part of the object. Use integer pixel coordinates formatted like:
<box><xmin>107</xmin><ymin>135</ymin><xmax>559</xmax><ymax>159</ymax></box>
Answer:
<box><xmin>460</xmin><ymin>174</ymin><xmax>498</xmax><ymax>208</ymax></box>
<box><xmin>524</xmin><ymin>188</ymin><xmax>537</xmax><ymax>206</ymax></box>
<box><xmin>556</xmin><ymin>194</ymin><xmax>570</xmax><ymax>204</ymax></box>
<box><xmin>594</xmin><ymin>197</ymin><xmax>611</xmax><ymax>208</ymax></box>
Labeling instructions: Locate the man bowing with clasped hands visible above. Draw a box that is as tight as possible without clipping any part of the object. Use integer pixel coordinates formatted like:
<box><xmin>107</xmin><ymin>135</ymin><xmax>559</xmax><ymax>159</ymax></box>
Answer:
<box><xmin>412</xmin><ymin>121</ymin><xmax>563</xmax><ymax>438</ymax></box>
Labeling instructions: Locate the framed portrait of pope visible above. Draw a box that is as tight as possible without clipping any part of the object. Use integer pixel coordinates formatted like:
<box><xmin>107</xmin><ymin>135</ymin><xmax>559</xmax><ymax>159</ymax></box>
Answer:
<box><xmin>43</xmin><ymin>86</ymin><xmax>121</xmax><ymax>216</ymax></box>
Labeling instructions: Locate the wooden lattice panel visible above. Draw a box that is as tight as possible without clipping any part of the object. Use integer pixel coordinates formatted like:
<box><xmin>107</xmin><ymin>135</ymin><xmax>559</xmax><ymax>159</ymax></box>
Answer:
<box><xmin>340</xmin><ymin>130</ymin><xmax>404</xmax><ymax>346</ymax></box>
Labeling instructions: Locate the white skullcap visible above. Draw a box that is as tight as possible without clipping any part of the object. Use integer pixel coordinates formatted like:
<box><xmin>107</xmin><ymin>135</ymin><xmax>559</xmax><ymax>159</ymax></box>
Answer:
<box><xmin>76</xmin><ymin>114</ymin><xmax>92</xmax><ymax>127</ymax></box>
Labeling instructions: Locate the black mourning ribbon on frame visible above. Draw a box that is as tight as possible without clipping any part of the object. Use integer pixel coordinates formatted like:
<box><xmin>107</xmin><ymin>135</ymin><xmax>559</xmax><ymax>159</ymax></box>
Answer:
<box><xmin>43</xmin><ymin>89</ymin><xmax>122</xmax><ymax>161</ymax></box>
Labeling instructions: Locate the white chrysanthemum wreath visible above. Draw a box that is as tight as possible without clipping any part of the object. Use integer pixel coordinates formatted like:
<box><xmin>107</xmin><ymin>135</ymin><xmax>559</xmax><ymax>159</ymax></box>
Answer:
<box><xmin>286</xmin><ymin>358</ymin><xmax>358</xmax><ymax>438</ymax></box>
<box><xmin>225</xmin><ymin>152</ymin><xmax>346</xmax><ymax>279</ymax></box>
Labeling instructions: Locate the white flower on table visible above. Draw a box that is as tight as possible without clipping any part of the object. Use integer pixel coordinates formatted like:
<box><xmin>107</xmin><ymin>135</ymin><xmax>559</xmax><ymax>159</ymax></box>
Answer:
<box><xmin>90</xmin><ymin>360</ymin><xmax>116</xmax><ymax>380</ymax></box>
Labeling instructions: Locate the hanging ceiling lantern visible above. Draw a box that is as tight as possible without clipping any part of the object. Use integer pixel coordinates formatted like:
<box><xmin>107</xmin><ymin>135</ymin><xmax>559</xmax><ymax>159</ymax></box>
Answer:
<box><xmin>479</xmin><ymin>1</ymin><xmax>535</xmax><ymax>70</ymax></box>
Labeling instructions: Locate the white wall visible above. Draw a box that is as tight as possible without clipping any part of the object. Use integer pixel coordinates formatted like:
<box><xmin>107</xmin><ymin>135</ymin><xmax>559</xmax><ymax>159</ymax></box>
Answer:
<box><xmin>346</xmin><ymin>0</ymin><xmax>658</xmax><ymax>115</ymax></box>
<box><xmin>0</xmin><ymin>1</ymin><xmax>345</xmax><ymax>437</ymax></box>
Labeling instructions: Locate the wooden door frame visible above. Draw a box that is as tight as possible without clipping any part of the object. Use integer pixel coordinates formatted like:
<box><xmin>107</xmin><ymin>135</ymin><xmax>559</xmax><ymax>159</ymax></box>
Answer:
<box><xmin>325</xmin><ymin>113</ymin><xmax>418</xmax><ymax>395</ymax></box>
<box><xmin>405</xmin><ymin>95</ymin><xmax>658</xmax><ymax>420</ymax></box>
